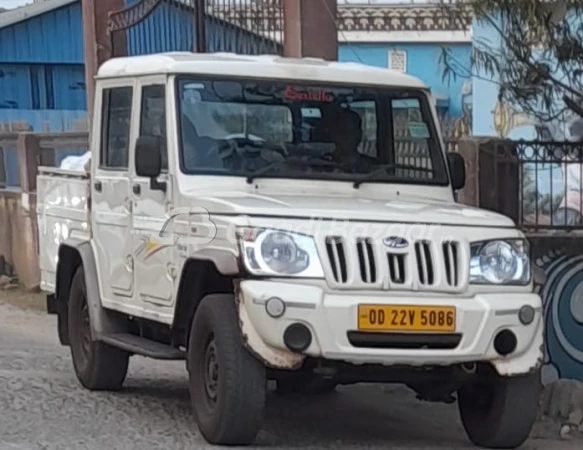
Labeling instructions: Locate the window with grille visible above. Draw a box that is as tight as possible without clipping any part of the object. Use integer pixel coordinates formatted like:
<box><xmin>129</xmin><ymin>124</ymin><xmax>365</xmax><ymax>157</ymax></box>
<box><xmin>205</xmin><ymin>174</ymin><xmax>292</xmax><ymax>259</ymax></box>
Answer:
<box><xmin>388</xmin><ymin>51</ymin><xmax>407</xmax><ymax>73</ymax></box>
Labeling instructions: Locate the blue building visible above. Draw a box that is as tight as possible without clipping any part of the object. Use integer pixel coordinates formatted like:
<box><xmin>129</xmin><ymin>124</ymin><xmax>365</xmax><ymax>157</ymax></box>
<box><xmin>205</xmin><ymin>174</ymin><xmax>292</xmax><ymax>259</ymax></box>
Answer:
<box><xmin>0</xmin><ymin>0</ymin><xmax>284</xmax><ymax>185</ymax></box>
<box><xmin>0</xmin><ymin>0</ymin><xmax>87</xmax><ymax>132</ymax></box>
<box><xmin>336</xmin><ymin>2</ymin><xmax>472</xmax><ymax>128</ymax></box>
<box><xmin>0</xmin><ymin>1</ymin><xmax>472</xmax><ymax>186</ymax></box>
<box><xmin>0</xmin><ymin>0</ymin><xmax>472</xmax><ymax>134</ymax></box>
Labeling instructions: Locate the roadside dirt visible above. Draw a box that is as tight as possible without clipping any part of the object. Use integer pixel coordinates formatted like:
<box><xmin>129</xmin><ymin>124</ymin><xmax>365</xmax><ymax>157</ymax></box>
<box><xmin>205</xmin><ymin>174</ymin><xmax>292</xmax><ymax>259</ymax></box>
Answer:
<box><xmin>0</xmin><ymin>287</ymin><xmax>580</xmax><ymax>447</ymax></box>
<box><xmin>0</xmin><ymin>286</ymin><xmax>45</xmax><ymax>311</ymax></box>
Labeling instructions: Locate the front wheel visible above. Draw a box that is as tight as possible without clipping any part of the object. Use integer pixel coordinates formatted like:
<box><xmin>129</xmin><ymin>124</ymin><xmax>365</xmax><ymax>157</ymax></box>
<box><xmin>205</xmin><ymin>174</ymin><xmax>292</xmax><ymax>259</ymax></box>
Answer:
<box><xmin>188</xmin><ymin>294</ymin><xmax>266</xmax><ymax>445</ymax></box>
<box><xmin>458</xmin><ymin>365</ymin><xmax>541</xmax><ymax>449</ymax></box>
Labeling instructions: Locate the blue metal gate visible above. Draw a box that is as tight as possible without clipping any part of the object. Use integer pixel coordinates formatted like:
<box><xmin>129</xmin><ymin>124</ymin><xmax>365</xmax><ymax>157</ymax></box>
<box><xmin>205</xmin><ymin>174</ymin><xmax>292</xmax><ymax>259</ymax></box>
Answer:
<box><xmin>108</xmin><ymin>0</ymin><xmax>284</xmax><ymax>58</ymax></box>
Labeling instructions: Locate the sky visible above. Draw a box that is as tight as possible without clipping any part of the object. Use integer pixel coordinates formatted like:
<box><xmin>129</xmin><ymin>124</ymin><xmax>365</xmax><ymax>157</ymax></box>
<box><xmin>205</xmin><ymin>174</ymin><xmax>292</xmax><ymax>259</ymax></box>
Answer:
<box><xmin>0</xmin><ymin>0</ymin><xmax>32</xmax><ymax>10</ymax></box>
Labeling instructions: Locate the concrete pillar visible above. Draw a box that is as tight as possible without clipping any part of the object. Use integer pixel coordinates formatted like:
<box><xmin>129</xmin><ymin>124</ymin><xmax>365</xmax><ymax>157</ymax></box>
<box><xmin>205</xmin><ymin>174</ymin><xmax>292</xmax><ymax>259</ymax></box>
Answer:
<box><xmin>16</xmin><ymin>133</ymin><xmax>42</xmax><ymax>290</ymax></box>
<box><xmin>81</xmin><ymin>0</ymin><xmax>126</xmax><ymax>123</ymax></box>
<box><xmin>283</xmin><ymin>0</ymin><xmax>338</xmax><ymax>61</ymax></box>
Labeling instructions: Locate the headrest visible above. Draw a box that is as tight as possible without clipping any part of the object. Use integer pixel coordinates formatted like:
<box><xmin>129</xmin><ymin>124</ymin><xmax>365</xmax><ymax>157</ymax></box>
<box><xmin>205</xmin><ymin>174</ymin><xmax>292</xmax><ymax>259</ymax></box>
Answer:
<box><xmin>336</xmin><ymin>109</ymin><xmax>363</xmax><ymax>143</ymax></box>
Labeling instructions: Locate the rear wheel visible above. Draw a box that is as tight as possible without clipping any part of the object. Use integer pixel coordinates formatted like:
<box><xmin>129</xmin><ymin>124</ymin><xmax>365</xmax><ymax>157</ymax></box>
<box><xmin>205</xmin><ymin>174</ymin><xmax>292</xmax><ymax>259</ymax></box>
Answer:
<box><xmin>458</xmin><ymin>365</ymin><xmax>541</xmax><ymax>449</ymax></box>
<box><xmin>68</xmin><ymin>266</ymin><xmax>129</xmax><ymax>391</ymax></box>
<box><xmin>188</xmin><ymin>294</ymin><xmax>266</xmax><ymax>445</ymax></box>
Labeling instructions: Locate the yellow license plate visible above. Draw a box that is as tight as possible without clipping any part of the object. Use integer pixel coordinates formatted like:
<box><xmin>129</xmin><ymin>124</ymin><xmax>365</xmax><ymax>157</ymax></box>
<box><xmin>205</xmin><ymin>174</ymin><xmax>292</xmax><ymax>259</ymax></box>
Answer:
<box><xmin>357</xmin><ymin>305</ymin><xmax>456</xmax><ymax>333</ymax></box>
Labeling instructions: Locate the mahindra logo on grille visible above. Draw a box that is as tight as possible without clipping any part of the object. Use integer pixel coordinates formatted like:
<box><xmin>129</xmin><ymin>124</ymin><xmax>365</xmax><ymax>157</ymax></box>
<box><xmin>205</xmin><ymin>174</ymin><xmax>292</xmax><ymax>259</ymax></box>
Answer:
<box><xmin>383</xmin><ymin>236</ymin><xmax>409</xmax><ymax>249</ymax></box>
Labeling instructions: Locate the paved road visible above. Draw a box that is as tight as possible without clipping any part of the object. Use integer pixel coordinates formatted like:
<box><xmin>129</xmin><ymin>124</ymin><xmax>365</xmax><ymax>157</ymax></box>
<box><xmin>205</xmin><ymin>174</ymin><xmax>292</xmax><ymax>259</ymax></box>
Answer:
<box><xmin>0</xmin><ymin>300</ymin><xmax>577</xmax><ymax>450</ymax></box>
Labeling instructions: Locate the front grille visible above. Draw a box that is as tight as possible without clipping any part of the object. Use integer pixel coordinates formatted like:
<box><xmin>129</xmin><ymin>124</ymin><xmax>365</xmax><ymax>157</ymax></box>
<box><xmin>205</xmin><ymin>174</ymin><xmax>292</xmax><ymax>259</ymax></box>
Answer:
<box><xmin>442</xmin><ymin>241</ymin><xmax>461</xmax><ymax>287</ymax></box>
<box><xmin>325</xmin><ymin>236</ymin><xmax>348</xmax><ymax>283</ymax></box>
<box><xmin>322</xmin><ymin>235</ymin><xmax>466</xmax><ymax>292</ymax></box>
<box><xmin>387</xmin><ymin>253</ymin><xmax>406</xmax><ymax>284</ymax></box>
<box><xmin>414</xmin><ymin>241</ymin><xmax>435</xmax><ymax>286</ymax></box>
<box><xmin>356</xmin><ymin>238</ymin><xmax>376</xmax><ymax>283</ymax></box>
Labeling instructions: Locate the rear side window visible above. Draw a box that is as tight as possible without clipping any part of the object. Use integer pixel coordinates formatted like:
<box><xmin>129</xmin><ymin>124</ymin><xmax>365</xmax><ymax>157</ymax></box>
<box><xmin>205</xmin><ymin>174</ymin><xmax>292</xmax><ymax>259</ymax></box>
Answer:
<box><xmin>139</xmin><ymin>85</ymin><xmax>168</xmax><ymax>170</ymax></box>
<box><xmin>101</xmin><ymin>86</ymin><xmax>133</xmax><ymax>169</ymax></box>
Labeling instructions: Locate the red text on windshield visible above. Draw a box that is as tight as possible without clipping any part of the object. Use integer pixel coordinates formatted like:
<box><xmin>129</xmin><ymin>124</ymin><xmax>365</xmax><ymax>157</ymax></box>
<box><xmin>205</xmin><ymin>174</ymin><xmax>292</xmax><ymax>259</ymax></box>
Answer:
<box><xmin>284</xmin><ymin>86</ymin><xmax>333</xmax><ymax>102</ymax></box>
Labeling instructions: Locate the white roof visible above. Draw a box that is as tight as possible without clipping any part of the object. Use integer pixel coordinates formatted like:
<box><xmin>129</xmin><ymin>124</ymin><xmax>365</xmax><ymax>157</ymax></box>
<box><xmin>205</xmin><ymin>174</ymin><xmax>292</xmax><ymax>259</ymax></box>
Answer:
<box><xmin>97</xmin><ymin>52</ymin><xmax>427</xmax><ymax>89</ymax></box>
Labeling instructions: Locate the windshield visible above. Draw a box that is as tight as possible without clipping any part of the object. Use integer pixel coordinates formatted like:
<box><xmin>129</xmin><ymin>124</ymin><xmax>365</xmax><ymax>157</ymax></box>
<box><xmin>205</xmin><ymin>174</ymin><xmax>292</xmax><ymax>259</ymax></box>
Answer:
<box><xmin>176</xmin><ymin>77</ymin><xmax>449</xmax><ymax>186</ymax></box>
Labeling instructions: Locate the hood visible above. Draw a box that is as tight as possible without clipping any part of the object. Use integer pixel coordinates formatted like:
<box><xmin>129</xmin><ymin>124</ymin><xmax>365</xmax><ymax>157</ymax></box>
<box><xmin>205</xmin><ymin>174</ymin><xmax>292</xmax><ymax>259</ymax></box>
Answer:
<box><xmin>188</xmin><ymin>190</ymin><xmax>515</xmax><ymax>228</ymax></box>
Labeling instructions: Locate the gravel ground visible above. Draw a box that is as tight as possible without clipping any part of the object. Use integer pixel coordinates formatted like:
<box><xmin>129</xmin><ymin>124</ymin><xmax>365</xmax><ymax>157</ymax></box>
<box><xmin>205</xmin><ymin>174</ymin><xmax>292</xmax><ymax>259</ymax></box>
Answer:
<box><xmin>0</xmin><ymin>290</ymin><xmax>580</xmax><ymax>450</ymax></box>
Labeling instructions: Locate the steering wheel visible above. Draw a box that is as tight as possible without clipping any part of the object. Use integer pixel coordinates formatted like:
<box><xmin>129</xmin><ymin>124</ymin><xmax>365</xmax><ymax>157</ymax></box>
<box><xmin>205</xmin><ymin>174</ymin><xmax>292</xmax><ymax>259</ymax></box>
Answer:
<box><xmin>208</xmin><ymin>137</ymin><xmax>288</xmax><ymax>161</ymax></box>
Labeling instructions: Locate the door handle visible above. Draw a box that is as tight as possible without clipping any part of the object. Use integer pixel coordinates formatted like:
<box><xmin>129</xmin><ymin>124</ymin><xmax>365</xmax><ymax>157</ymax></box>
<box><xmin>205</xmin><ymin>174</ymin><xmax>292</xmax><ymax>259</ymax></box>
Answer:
<box><xmin>94</xmin><ymin>181</ymin><xmax>102</xmax><ymax>192</ymax></box>
<box><xmin>133</xmin><ymin>184</ymin><xmax>141</xmax><ymax>195</ymax></box>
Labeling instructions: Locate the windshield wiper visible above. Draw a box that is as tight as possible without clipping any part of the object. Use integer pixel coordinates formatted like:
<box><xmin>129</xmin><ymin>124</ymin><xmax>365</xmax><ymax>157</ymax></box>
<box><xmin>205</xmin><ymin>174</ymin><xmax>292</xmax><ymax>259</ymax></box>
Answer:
<box><xmin>353</xmin><ymin>164</ymin><xmax>434</xmax><ymax>188</ymax></box>
<box><xmin>245</xmin><ymin>157</ymin><xmax>343</xmax><ymax>184</ymax></box>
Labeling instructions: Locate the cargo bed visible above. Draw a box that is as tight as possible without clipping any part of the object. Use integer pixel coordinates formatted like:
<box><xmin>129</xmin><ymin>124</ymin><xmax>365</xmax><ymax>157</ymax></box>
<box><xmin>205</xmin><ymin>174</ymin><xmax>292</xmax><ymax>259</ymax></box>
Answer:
<box><xmin>36</xmin><ymin>166</ymin><xmax>90</xmax><ymax>293</ymax></box>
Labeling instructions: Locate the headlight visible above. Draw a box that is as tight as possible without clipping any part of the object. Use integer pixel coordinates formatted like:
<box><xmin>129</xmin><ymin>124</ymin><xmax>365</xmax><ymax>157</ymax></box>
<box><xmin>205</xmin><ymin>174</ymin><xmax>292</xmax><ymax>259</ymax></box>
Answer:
<box><xmin>237</xmin><ymin>228</ymin><xmax>324</xmax><ymax>278</ymax></box>
<box><xmin>470</xmin><ymin>239</ymin><xmax>530</xmax><ymax>285</ymax></box>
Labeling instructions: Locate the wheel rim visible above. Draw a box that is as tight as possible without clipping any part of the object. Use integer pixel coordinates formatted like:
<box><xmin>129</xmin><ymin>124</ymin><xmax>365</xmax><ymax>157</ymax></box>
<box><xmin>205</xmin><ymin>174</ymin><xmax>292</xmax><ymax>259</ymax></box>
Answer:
<box><xmin>203</xmin><ymin>335</ymin><xmax>219</xmax><ymax>405</ymax></box>
<box><xmin>72</xmin><ymin>293</ymin><xmax>91</xmax><ymax>373</ymax></box>
<box><xmin>80</xmin><ymin>301</ymin><xmax>91</xmax><ymax>356</ymax></box>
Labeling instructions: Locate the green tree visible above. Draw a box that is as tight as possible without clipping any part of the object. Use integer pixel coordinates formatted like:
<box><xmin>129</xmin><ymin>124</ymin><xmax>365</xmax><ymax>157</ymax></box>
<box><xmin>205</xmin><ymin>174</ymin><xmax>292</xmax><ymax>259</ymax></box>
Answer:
<box><xmin>439</xmin><ymin>0</ymin><xmax>583</xmax><ymax>122</ymax></box>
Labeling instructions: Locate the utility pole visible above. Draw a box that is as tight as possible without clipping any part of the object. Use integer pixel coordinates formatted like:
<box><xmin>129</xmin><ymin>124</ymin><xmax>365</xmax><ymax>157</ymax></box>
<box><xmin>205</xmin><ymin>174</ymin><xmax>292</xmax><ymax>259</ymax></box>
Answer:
<box><xmin>283</xmin><ymin>0</ymin><xmax>338</xmax><ymax>61</ymax></box>
<box><xmin>81</xmin><ymin>0</ymin><xmax>125</xmax><ymax>123</ymax></box>
<box><xmin>195</xmin><ymin>0</ymin><xmax>207</xmax><ymax>52</ymax></box>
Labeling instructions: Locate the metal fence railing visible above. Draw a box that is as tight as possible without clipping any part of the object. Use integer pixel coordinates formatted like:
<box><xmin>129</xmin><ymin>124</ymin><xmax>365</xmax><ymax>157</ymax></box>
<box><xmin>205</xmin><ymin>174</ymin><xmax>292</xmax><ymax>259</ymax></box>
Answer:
<box><xmin>0</xmin><ymin>132</ymin><xmax>89</xmax><ymax>191</ymax></box>
<box><xmin>108</xmin><ymin>0</ymin><xmax>284</xmax><ymax>58</ymax></box>
<box><xmin>517</xmin><ymin>140</ymin><xmax>583</xmax><ymax>232</ymax></box>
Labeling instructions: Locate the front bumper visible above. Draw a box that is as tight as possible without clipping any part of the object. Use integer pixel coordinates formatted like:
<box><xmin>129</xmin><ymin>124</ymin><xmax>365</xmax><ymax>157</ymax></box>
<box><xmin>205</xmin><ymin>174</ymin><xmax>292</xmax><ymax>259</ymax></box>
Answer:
<box><xmin>237</xmin><ymin>280</ymin><xmax>544</xmax><ymax>376</ymax></box>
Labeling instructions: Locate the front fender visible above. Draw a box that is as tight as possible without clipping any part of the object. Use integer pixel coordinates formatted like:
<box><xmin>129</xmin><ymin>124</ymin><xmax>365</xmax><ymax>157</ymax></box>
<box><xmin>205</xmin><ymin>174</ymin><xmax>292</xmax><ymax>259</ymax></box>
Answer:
<box><xmin>188</xmin><ymin>247</ymin><xmax>241</xmax><ymax>275</ymax></box>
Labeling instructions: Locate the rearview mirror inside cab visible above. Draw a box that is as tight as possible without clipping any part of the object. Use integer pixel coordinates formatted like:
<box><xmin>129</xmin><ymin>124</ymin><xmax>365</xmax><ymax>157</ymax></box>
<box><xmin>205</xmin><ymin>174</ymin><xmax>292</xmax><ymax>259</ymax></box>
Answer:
<box><xmin>135</xmin><ymin>136</ymin><xmax>166</xmax><ymax>192</ymax></box>
<box><xmin>447</xmin><ymin>152</ymin><xmax>466</xmax><ymax>191</ymax></box>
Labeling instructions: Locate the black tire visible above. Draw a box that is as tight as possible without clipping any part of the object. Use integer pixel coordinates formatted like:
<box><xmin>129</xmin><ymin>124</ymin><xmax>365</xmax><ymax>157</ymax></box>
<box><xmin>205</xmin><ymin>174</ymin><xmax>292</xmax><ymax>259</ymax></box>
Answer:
<box><xmin>458</xmin><ymin>365</ymin><xmax>541</xmax><ymax>449</ymax></box>
<box><xmin>188</xmin><ymin>294</ymin><xmax>266</xmax><ymax>445</ymax></box>
<box><xmin>275</xmin><ymin>376</ymin><xmax>337</xmax><ymax>395</ymax></box>
<box><xmin>68</xmin><ymin>266</ymin><xmax>129</xmax><ymax>391</ymax></box>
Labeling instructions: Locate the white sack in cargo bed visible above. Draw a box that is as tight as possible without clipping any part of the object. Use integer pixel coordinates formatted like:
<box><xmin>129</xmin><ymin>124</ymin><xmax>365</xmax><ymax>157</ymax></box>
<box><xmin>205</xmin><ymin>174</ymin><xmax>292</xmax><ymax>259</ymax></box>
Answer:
<box><xmin>59</xmin><ymin>152</ymin><xmax>91</xmax><ymax>172</ymax></box>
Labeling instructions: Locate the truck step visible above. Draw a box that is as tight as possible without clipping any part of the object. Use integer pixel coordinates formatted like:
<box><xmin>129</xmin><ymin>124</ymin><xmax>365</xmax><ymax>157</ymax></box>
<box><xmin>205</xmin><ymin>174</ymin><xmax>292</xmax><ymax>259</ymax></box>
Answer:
<box><xmin>100</xmin><ymin>333</ymin><xmax>185</xmax><ymax>360</ymax></box>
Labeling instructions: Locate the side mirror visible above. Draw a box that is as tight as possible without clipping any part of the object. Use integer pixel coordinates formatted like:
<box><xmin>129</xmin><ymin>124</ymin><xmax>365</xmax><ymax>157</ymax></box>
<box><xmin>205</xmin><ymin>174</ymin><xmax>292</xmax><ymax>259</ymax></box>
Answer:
<box><xmin>135</xmin><ymin>136</ymin><xmax>166</xmax><ymax>192</ymax></box>
<box><xmin>447</xmin><ymin>152</ymin><xmax>466</xmax><ymax>191</ymax></box>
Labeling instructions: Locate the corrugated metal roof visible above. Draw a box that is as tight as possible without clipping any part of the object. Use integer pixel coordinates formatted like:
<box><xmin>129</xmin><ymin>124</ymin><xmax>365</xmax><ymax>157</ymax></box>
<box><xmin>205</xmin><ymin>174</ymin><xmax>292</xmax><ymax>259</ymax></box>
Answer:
<box><xmin>0</xmin><ymin>0</ymin><xmax>77</xmax><ymax>30</ymax></box>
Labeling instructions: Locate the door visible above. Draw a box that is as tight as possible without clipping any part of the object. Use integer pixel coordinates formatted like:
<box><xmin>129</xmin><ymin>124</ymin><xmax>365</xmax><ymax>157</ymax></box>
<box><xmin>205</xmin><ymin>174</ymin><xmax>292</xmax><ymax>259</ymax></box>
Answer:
<box><xmin>131</xmin><ymin>80</ymin><xmax>175</xmax><ymax>308</ymax></box>
<box><xmin>92</xmin><ymin>83</ymin><xmax>138</xmax><ymax>309</ymax></box>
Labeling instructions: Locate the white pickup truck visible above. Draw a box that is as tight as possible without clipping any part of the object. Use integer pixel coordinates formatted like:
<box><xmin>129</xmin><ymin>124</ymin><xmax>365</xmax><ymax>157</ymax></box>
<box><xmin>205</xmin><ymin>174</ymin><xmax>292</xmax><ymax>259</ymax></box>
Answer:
<box><xmin>37</xmin><ymin>52</ymin><xmax>543</xmax><ymax>448</ymax></box>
